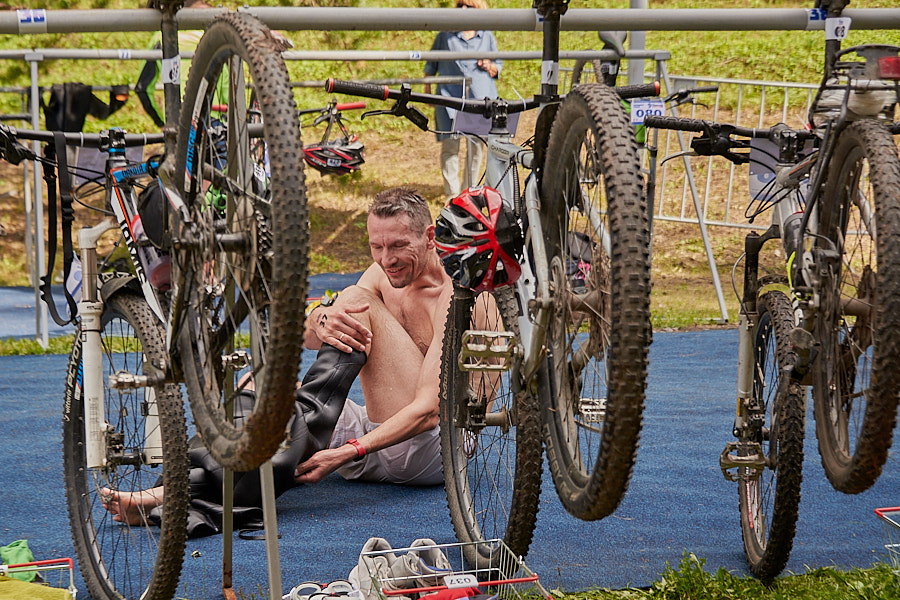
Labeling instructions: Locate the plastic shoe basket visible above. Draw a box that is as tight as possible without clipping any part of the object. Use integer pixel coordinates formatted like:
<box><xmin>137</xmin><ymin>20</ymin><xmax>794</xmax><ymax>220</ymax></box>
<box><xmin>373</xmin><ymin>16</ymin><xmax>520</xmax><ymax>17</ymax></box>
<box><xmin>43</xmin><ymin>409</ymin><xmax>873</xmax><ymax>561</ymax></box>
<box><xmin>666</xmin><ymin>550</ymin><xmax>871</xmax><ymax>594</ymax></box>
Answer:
<box><xmin>361</xmin><ymin>539</ymin><xmax>551</xmax><ymax>600</ymax></box>
<box><xmin>875</xmin><ymin>507</ymin><xmax>900</xmax><ymax>570</ymax></box>
<box><xmin>0</xmin><ymin>557</ymin><xmax>77</xmax><ymax>599</ymax></box>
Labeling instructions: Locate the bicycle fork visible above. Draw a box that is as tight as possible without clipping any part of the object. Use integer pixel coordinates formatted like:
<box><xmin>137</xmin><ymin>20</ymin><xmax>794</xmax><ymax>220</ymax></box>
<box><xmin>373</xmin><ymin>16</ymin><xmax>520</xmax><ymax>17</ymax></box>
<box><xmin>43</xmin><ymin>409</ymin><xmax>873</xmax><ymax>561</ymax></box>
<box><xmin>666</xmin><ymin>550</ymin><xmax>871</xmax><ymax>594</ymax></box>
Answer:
<box><xmin>720</xmin><ymin>228</ymin><xmax>778</xmax><ymax>482</ymax></box>
<box><xmin>77</xmin><ymin>220</ymin><xmax>163</xmax><ymax>470</ymax></box>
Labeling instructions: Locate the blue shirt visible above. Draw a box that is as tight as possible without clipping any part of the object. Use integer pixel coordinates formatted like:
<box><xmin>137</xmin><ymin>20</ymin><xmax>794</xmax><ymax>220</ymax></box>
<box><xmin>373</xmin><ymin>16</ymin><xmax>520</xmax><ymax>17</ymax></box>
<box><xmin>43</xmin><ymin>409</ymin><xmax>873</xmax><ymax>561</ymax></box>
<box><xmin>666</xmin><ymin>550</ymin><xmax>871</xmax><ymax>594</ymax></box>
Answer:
<box><xmin>424</xmin><ymin>30</ymin><xmax>502</xmax><ymax>140</ymax></box>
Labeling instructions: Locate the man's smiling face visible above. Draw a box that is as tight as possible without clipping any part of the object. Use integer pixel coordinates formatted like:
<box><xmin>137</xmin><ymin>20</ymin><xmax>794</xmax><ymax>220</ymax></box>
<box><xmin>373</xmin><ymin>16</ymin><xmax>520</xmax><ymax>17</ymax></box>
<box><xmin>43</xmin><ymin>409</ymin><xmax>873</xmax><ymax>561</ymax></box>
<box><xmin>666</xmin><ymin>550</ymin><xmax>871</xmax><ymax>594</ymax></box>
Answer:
<box><xmin>367</xmin><ymin>213</ymin><xmax>434</xmax><ymax>289</ymax></box>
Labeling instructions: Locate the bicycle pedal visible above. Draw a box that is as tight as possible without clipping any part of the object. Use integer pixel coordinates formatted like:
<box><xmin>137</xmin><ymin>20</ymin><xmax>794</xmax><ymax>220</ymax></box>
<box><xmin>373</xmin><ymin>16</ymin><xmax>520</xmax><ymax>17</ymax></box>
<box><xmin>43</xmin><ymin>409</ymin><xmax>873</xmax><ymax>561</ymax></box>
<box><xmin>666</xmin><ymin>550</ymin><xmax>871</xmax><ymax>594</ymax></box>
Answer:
<box><xmin>719</xmin><ymin>441</ymin><xmax>767</xmax><ymax>482</ymax></box>
<box><xmin>458</xmin><ymin>330</ymin><xmax>515</xmax><ymax>372</ymax></box>
<box><xmin>579</xmin><ymin>397</ymin><xmax>607</xmax><ymax>423</ymax></box>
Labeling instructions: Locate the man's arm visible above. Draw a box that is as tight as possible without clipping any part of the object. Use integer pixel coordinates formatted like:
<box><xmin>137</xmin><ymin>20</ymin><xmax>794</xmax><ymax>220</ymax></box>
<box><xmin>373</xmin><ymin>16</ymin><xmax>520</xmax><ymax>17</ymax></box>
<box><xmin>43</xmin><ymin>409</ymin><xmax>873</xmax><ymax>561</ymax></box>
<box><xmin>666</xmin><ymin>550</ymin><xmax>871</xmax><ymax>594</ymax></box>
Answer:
<box><xmin>295</xmin><ymin>284</ymin><xmax>451</xmax><ymax>483</ymax></box>
<box><xmin>303</xmin><ymin>265</ymin><xmax>380</xmax><ymax>351</ymax></box>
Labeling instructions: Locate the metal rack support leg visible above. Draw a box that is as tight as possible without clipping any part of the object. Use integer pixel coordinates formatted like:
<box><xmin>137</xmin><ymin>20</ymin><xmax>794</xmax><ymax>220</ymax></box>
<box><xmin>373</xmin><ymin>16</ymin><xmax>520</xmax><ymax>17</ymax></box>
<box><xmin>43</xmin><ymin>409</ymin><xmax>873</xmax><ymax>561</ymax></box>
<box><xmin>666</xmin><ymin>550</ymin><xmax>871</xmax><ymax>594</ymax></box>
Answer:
<box><xmin>222</xmin><ymin>461</ymin><xmax>283</xmax><ymax>600</ymax></box>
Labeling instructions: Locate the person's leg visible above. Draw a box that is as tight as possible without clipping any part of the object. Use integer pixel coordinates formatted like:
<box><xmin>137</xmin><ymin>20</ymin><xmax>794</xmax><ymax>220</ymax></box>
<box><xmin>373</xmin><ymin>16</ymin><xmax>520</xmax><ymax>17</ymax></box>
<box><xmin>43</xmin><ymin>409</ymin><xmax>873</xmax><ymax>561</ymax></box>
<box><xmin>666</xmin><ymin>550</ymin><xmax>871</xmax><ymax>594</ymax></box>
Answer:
<box><xmin>332</xmin><ymin>285</ymin><xmax>424</xmax><ymax>424</ymax></box>
<box><xmin>463</xmin><ymin>137</ymin><xmax>484</xmax><ymax>189</ymax></box>
<box><xmin>100</xmin><ymin>487</ymin><xmax>164</xmax><ymax>526</ymax></box>
<box><xmin>441</xmin><ymin>136</ymin><xmax>461</xmax><ymax>199</ymax></box>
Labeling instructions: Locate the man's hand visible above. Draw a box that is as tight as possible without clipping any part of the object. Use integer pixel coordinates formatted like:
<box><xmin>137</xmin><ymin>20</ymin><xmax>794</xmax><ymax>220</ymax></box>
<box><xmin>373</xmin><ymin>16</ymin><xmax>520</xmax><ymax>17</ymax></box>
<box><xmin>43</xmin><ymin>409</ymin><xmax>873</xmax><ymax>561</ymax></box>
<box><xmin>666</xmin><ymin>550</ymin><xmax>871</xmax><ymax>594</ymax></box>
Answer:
<box><xmin>313</xmin><ymin>302</ymin><xmax>372</xmax><ymax>352</ymax></box>
<box><xmin>294</xmin><ymin>446</ymin><xmax>355</xmax><ymax>484</ymax></box>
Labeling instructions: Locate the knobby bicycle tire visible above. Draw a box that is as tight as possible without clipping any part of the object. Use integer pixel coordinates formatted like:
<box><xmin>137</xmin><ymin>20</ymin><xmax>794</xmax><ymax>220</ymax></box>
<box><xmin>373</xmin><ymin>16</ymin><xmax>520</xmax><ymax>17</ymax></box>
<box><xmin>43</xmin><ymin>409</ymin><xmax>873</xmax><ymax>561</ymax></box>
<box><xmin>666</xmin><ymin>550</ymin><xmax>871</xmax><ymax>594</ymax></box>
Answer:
<box><xmin>538</xmin><ymin>83</ymin><xmax>652</xmax><ymax>521</ymax></box>
<box><xmin>174</xmin><ymin>12</ymin><xmax>308</xmax><ymax>471</ymax></box>
<box><xmin>570</xmin><ymin>58</ymin><xmax>606</xmax><ymax>87</ymax></box>
<box><xmin>440</xmin><ymin>285</ymin><xmax>543</xmax><ymax>565</ymax></box>
<box><xmin>812</xmin><ymin>118</ymin><xmax>900</xmax><ymax>494</ymax></box>
<box><xmin>63</xmin><ymin>291</ymin><xmax>189</xmax><ymax>600</ymax></box>
<box><xmin>739</xmin><ymin>291</ymin><xmax>805</xmax><ymax>581</ymax></box>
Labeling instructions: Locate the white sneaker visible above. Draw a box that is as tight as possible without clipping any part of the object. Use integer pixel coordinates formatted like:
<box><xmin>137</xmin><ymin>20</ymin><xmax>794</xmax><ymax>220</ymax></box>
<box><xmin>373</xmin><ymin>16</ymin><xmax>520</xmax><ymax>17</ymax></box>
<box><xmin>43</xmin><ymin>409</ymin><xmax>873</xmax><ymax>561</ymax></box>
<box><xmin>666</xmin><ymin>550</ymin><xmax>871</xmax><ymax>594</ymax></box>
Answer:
<box><xmin>349</xmin><ymin>537</ymin><xmax>405</xmax><ymax>600</ymax></box>
<box><xmin>389</xmin><ymin>539</ymin><xmax>453</xmax><ymax>588</ymax></box>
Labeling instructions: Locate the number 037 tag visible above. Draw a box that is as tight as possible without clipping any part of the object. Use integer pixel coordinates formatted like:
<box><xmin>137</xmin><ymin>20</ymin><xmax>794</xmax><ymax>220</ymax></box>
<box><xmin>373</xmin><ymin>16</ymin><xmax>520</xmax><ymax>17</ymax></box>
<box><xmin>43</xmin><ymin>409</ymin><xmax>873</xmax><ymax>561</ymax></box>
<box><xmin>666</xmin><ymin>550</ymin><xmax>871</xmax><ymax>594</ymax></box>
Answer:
<box><xmin>630</xmin><ymin>99</ymin><xmax>665</xmax><ymax>125</ymax></box>
<box><xmin>443</xmin><ymin>574</ymin><xmax>479</xmax><ymax>589</ymax></box>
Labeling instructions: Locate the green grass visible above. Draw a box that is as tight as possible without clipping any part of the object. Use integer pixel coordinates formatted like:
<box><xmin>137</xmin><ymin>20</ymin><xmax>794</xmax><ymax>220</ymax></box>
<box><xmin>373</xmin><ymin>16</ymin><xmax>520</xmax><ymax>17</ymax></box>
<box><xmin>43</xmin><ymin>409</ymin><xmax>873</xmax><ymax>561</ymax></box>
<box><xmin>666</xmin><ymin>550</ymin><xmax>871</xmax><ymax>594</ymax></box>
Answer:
<box><xmin>552</xmin><ymin>554</ymin><xmax>900</xmax><ymax>600</ymax></box>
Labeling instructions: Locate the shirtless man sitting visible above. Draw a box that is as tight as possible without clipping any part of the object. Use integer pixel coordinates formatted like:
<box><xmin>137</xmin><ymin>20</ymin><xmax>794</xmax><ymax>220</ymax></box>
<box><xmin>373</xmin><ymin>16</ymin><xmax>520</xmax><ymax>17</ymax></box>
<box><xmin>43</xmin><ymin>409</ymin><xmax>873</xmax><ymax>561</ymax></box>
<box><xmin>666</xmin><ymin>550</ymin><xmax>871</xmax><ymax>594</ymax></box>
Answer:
<box><xmin>102</xmin><ymin>186</ymin><xmax>453</xmax><ymax>532</ymax></box>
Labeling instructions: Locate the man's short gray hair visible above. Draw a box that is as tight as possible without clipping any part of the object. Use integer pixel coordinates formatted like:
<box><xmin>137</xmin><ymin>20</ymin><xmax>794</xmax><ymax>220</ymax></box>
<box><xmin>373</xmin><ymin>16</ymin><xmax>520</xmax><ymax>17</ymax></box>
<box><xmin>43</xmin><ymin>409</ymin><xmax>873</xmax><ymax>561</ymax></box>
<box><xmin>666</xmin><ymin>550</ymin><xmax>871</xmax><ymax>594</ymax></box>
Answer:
<box><xmin>368</xmin><ymin>186</ymin><xmax>432</xmax><ymax>234</ymax></box>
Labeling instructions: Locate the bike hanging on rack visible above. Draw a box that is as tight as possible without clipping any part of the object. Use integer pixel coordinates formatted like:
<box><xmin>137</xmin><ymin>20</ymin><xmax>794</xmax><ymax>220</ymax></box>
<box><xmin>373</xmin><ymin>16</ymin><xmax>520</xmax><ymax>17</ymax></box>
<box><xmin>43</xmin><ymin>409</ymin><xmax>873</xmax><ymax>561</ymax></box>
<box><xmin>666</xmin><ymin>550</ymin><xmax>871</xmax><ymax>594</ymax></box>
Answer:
<box><xmin>5</xmin><ymin>5</ymin><xmax>309</xmax><ymax>600</ymax></box>
<box><xmin>645</xmin><ymin>0</ymin><xmax>900</xmax><ymax>579</ymax></box>
<box><xmin>325</xmin><ymin>0</ymin><xmax>656</xmax><ymax>565</ymax></box>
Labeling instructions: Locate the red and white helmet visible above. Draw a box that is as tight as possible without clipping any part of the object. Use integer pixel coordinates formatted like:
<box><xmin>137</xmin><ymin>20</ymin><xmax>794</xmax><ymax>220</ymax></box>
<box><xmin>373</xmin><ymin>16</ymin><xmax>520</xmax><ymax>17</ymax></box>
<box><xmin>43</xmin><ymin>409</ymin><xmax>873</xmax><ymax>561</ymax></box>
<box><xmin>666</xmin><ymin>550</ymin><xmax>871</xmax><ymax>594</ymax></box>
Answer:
<box><xmin>303</xmin><ymin>135</ymin><xmax>365</xmax><ymax>176</ymax></box>
<box><xmin>434</xmin><ymin>186</ymin><xmax>523</xmax><ymax>292</ymax></box>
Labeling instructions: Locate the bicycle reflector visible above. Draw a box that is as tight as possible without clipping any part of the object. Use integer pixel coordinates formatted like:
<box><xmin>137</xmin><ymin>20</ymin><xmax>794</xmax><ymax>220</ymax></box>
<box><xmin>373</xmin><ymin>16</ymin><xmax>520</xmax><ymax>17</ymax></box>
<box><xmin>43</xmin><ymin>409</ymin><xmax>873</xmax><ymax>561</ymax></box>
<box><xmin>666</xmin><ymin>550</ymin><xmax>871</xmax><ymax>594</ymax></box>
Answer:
<box><xmin>878</xmin><ymin>56</ymin><xmax>900</xmax><ymax>80</ymax></box>
<box><xmin>435</xmin><ymin>186</ymin><xmax>523</xmax><ymax>292</ymax></box>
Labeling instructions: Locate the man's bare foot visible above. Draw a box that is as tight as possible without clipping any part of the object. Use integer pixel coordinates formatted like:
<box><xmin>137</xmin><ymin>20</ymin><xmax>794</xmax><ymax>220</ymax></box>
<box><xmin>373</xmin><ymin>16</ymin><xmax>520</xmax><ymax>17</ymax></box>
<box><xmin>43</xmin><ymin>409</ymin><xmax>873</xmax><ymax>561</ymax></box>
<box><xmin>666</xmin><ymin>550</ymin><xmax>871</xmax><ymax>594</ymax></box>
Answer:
<box><xmin>100</xmin><ymin>487</ymin><xmax>165</xmax><ymax>526</ymax></box>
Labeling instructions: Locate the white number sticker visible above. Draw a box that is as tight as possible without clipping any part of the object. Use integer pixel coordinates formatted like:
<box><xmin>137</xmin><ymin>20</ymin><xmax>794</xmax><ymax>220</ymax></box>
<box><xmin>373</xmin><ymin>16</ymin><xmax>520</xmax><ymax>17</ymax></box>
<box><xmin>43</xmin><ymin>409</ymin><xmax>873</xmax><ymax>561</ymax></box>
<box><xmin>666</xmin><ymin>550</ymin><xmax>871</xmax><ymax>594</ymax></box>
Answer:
<box><xmin>630</xmin><ymin>99</ymin><xmax>665</xmax><ymax>125</ymax></box>
<box><xmin>161</xmin><ymin>56</ymin><xmax>181</xmax><ymax>85</ymax></box>
<box><xmin>541</xmin><ymin>60</ymin><xmax>559</xmax><ymax>86</ymax></box>
<box><xmin>443</xmin><ymin>574</ymin><xmax>479</xmax><ymax>589</ymax></box>
<box><xmin>825</xmin><ymin>17</ymin><xmax>851</xmax><ymax>40</ymax></box>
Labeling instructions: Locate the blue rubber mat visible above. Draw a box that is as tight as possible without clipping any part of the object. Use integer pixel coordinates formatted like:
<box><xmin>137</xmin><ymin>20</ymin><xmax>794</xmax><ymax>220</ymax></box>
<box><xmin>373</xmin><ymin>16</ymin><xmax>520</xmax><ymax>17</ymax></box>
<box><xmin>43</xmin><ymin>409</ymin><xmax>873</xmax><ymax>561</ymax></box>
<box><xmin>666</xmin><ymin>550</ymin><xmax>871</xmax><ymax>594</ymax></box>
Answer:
<box><xmin>1</xmin><ymin>329</ymin><xmax>898</xmax><ymax>599</ymax></box>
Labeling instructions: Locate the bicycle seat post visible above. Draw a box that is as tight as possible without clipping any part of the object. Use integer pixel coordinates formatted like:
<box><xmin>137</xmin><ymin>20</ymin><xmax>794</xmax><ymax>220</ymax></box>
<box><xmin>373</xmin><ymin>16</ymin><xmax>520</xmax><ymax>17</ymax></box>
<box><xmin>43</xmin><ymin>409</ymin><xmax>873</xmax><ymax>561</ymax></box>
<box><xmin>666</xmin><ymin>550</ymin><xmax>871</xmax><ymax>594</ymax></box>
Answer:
<box><xmin>534</xmin><ymin>0</ymin><xmax>568</xmax><ymax>103</ymax></box>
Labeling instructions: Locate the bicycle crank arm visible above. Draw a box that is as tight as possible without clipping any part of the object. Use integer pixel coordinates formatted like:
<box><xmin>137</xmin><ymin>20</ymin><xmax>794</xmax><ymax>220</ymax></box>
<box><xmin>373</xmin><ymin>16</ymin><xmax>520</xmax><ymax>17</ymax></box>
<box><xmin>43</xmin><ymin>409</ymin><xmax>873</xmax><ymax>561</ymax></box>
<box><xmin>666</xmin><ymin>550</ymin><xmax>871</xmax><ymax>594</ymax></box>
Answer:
<box><xmin>719</xmin><ymin>441</ymin><xmax>767</xmax><ymax>482</ymax></box>
<box><xmin>458</xmin><ymin>330</ymin><xmax>516</xmax><ymax>372</ymax></box>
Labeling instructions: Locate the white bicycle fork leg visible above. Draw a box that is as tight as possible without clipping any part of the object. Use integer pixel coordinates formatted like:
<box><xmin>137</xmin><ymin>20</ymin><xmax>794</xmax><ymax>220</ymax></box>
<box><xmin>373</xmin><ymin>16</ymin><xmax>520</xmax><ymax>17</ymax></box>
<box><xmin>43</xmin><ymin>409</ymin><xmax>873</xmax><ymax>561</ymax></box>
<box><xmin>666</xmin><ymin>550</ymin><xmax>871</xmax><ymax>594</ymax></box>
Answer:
<box><xmin>78</xmin><ymin>219</ymin><xmax>118</xmax><ymax>470</ymax></box>
<box><xmin>734</xmin><ymin>311</ymin><xmax>754</xmax><ymax>432</ymax></box>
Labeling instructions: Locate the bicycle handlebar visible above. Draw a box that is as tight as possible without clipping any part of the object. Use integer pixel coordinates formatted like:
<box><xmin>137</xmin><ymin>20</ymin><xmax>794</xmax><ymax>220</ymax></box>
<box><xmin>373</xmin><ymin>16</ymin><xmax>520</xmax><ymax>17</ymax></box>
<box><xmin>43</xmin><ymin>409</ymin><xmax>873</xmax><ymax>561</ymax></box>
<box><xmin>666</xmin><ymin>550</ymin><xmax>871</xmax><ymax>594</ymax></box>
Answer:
<box><xmin>0</xmin><ymin>125</ymin><xmax>165</xmax><ymax>148</ymax></box>
<box><xmin>643</xmin><ymin>115</ymin><xmax>816</xmax><ymax>141</ymax></box>
<box><xmin>325</xmin><ymin>78</ymin><xmax>540</xmax><ymax>115</ymax></box>
<box><xmin>615</xmin><ymin>81</ymin><xmax>662</xmax><ymax>100</ymax></box>
<box><xmin>325</xmin><ymin>78</ymin><xmax>661</xmax><ymax>117</ymax></box>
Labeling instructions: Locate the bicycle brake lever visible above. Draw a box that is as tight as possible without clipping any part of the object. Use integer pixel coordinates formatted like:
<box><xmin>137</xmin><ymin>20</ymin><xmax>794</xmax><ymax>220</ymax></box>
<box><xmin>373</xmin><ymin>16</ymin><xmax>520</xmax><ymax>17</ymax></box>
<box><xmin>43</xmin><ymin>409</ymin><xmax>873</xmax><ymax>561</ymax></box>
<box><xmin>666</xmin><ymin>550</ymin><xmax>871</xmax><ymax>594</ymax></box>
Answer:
<box><xmin>0</xmin><ymin>126</ymin><xmax>34</xmax><ymax>165</ymax></box>
<box><xmin>360</xmin><ymin>108</ymin><xmax>394</xmax><ymax>121</ymax></box>
<box><xmin>400</xmin><ymin>105</ymin><xmax>429</xmax><ymax>131</ymax></box>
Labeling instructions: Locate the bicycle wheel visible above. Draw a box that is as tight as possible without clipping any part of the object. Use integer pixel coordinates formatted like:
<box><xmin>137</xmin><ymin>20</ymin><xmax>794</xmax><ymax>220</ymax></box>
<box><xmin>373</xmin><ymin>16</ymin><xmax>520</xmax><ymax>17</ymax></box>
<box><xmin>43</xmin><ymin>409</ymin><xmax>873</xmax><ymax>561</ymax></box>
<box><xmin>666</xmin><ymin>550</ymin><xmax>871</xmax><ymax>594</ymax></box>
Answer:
<box><xmin>440</xmin><ymin>285</ymin><xmax>543</xmax><ymax>565</ymax></box>
<box><xmin>739</xmin><ymin>291</ymin><xmax>805</xmax><ymax>581</ymax></box>
<box><xmin>539</xmin><ymin>83</ymin><xmax>652</xmax><ymax>521</ymax></box>
<box><xmin>570</xmin><ymin>58</ymin><xmax>605</xmax><ymax>87</ymax></box>
<box><xmin>63</xmin><ymin>291</ymin><xmax>189</xmax><ymax>600</ymax></box>
<box><xmin>174</xmin><ymin>12</ymin><xmax>308</xmax><ymax>471</ymax></box>
<box><xmin>812</xmin><ymin>119</ymin><xmax>900</xmax><ymax>494</ymax></box>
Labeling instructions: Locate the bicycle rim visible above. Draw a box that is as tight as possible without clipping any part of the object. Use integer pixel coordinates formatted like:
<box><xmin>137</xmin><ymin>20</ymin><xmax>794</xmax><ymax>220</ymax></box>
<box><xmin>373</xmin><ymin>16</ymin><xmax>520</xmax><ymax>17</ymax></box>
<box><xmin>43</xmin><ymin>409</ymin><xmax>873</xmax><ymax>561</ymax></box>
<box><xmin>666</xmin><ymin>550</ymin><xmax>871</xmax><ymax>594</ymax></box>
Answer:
<box><xmin>539</xmin><ymin>83</ymin><xmax>652</xmax><ymax>521</ymax></box>
<box><xmin>812</xmin><ymin>119</ymin><xmax>900</xmax><ymax>494</ymax></box>
<box><xmin>63</xmin><ymin>292</ymin><xmax>188</xmax><ymax>600</ymax></box>
<box><xmin>174</xmin><ymin>12</ymin><xmax>308</xmax><ymax>471</ymax></box>
<box><xmin>440</xmin><ymin>286</ymin><xmax>543</xmax><ymax>565</ymax></box>
<box><xmin>739</xmin><ymin>291</ymin><xmax>804</xmax><ymax>581</ymax></box>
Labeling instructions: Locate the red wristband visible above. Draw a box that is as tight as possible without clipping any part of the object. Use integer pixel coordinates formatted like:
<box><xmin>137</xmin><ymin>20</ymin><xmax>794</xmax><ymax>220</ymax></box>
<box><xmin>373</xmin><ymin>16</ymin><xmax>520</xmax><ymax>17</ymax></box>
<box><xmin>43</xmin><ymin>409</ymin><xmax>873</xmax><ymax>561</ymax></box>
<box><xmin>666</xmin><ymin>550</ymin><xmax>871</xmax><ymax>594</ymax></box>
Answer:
<box><xmin>346</xmin><ymin>438</ymin><xmax>366</xmax><ymax>462</ymax></box>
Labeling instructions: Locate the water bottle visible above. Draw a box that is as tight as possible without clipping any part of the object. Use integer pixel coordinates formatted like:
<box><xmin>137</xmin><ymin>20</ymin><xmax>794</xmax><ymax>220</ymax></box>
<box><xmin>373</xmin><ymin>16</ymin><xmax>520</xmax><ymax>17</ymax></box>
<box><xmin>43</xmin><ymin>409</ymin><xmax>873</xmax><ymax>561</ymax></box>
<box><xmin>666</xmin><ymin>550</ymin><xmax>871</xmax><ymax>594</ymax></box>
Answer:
<box><xmin>131</xmin><ymin>215</ymin><xmax>171</xmax><ymax>291</ymax></box>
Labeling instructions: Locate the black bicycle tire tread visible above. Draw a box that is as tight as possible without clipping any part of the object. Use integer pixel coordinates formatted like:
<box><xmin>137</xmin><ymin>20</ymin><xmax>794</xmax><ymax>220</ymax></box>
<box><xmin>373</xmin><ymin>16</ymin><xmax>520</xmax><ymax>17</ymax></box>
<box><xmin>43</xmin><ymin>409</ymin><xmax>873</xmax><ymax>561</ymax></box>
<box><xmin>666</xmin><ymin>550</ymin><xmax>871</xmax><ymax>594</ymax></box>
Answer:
<box><xmin>63</xmin><ymin>292</ymin><xmax>189</xmax><ymax>600</ymax></box>
<box><xmin>439</xmin><ymin>286</ymin><xmax>543</xmax><ymax>565</ymax></box>
<box><xmin>539</xmin><ymin>83</ymin><xmax>652</xmax><ymax>521</ymax></box>
<box><xmin>740</xmin><ymin>291</ymin><xmax>805</xmax><ymax>581</ymax></box>
<box><xmin>174</xmin><ymin>12</ymin><xmax>308</xmax><ymax>471</ymax></box>
<box><xmin>813</xmin><ymin>119</ymin><xmax>900</xmax><ymax>494</ymax></box>
<box><xmin>570</xmin><ymin>58</ymin><xmax>604</xmax><ymax>87</ymax></box>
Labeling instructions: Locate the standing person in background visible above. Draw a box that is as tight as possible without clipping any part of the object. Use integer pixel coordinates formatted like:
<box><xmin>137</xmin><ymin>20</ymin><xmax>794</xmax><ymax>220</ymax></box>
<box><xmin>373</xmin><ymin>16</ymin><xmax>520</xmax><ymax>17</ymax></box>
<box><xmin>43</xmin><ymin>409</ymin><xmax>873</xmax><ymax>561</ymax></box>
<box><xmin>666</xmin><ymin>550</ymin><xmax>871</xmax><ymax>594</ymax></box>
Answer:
<box><xmin>424</xmin><ymin>0</ymin><xmax>501</xmax><ymax>200</ymax></box>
